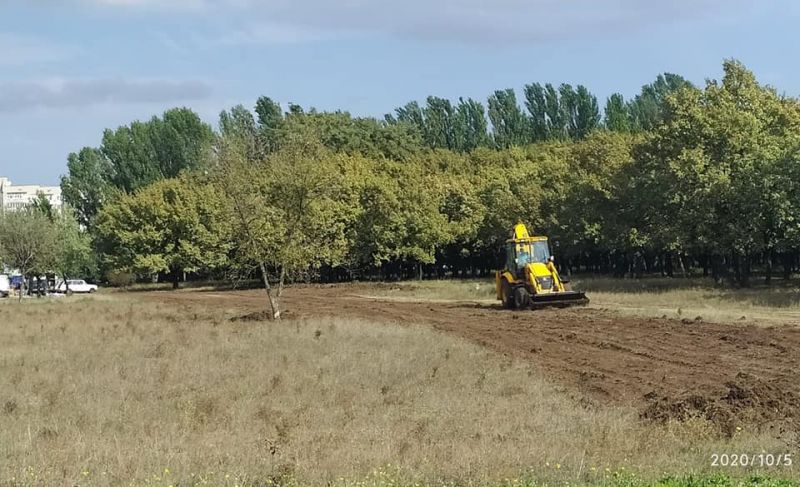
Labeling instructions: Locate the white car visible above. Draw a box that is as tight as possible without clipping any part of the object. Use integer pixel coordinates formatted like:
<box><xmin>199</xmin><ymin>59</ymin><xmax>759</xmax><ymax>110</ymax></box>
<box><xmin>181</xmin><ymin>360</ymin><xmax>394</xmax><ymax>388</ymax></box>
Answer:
<box><xmin>56</xmin><ymin>279</ymin><xmax>98</xmax><ymax>294</ymax></box>
<box><xmin>0</xmin><ymin>274</ymin><xmax>9</xmax><ymax>298</ymax></box>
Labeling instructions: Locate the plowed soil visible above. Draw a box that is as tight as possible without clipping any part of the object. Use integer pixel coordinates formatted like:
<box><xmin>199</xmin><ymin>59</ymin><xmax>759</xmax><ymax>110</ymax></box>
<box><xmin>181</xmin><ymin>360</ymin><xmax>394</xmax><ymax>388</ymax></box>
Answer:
<box><xmin>147</xmin><ymin>284</ymin><xmax>800</xmax><ymax>436</ymax></box>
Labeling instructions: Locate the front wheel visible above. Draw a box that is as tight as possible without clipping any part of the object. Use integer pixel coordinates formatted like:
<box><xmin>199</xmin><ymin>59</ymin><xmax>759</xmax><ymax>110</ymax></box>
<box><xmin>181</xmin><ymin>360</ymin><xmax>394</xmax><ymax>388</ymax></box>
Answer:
<box><xmin>513</xmin><ymin>286</ymin><xmax>531</xmax><ymax>309</ymax></box>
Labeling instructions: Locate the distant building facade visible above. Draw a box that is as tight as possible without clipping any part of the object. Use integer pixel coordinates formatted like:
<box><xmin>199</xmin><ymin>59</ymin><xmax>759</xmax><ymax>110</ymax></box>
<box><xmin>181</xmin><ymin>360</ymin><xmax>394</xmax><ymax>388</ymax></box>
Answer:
<box><xmin>0</xmin><ymin>177</ymin><xmax>63</xmax><ymax>213</ymax></box>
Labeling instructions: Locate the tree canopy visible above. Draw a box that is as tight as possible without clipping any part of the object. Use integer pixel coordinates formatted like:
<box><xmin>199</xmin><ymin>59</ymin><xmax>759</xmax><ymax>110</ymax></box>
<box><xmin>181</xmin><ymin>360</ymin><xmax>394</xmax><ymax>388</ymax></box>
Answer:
<box><xmin>59</xmin><ymin>59</ymin><xmax>800</xmax><ymax>299</ymax></box>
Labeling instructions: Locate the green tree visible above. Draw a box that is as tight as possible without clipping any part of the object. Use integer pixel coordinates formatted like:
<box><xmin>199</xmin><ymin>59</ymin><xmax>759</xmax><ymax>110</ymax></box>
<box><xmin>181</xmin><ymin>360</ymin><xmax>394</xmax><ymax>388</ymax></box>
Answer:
<box><xmin>423</xmin><ymin>96</ymin><xmax>455</xmax><ymax>149</ymax></box>
<box><xmin>558</xmin><ymin>131</ymin><xmax>640</xmax><ymax>261</ymax></box>
<box><xmin>214</xmin><ymin>132</ymin><xmax>351</xmax><ymax>319</ymax></box>
<box><xmin>487</xmin><ymin>89</ymin><xmax>528</xmax><ymax>148</ymax></box>
<box><xmin>30</xmin><ymin>193</ymin><xmax>55</xmax><ymax>221</ymax></box>
<box><xmin>219</xmin><ymin>104</ymin><xmax>262</xmax><ymax>160</ymax></box>
<box><xmin>54</xmin><ymin>209</ymin><xmax>96</xmax><ymax>293</ymax></box>
<box><xmin>544</xmin><ymin>83</ymin><xmax>567</xmax><ymax>139</ymax></box>
<box><xmin>101</xmin><ymin>107</ymin><xmax>214</xmax><ymax>192</ymax></box>
<box><xmin>60</xmin><ymin>147</ymin><xmax>112</xmax><ymax>228</ymax></box>
<box><xmin>281</xmin><ymin>110</ymin><xmax>420</xmax><ymax>161</ymax></box>
<box><xmin>0</xmin><ymin>208</ymin><xmax>58</xmax><ymax>300</ymax></box>
<box><xmin>628</xmin><ymin>73</ymin><xmax>694</xmax><ymax>131</ymax></box>
<box><xmin>254</xmin><ymin>96</ymin><xmax>285</xmax><ymax>153</ymax></box>
<box><xmin>453</xmin><ymin>97</ymin><xmax>489</xmax><ymax>152</ymax></box>
<box><xmin>634</xmin><ymin>60</ymin><xmax>800</xmax><ymax>284</ymax></box>
<box><xmin>572</xmin><ymin>85</ymin><xmax>600</xmax><ymax>138</ymax></box>
<box><xmin>96</xmin><ymin>175</ymin><xmax>232</xmax><ymax>288</ymax></box>
<box><xmin>604</xmin><ymin>93</ymin><xmax>630</xmax><ymax>132</ymax></box>
<box><xmin>523</xmin><ymin>83</ymin><xmax>548</xmax><ymax>141</ymax></box>
<box><xmin>351</xmin><ymin>157</ymin><xmax>450</xmax><ymax>277</ymax></box>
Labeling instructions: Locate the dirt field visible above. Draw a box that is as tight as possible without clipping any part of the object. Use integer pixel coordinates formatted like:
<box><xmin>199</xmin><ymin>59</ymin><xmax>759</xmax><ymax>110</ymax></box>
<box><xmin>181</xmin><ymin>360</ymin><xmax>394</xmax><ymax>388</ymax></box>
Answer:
<box><xmin>148</xmin><ymin>284</ymin><xmax>800</xmax><ymax>438</ymax></box>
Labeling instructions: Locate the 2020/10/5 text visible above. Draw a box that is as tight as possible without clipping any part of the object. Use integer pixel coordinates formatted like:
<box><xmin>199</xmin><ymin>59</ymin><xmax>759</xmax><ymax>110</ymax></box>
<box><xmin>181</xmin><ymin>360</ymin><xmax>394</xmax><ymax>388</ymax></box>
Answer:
<box><xmin>711</xmin><ymin>453</ymin><xmax>793</xmax><ymax>467</ymax></box>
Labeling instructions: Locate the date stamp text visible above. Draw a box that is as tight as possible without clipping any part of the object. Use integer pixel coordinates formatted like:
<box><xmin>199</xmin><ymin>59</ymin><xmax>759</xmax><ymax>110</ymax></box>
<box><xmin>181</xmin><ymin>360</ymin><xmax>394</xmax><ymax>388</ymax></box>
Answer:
<box><xmin>711</xmin><ymin>453</ymin><xmax>793</xmax><ymax>467</ymax></box>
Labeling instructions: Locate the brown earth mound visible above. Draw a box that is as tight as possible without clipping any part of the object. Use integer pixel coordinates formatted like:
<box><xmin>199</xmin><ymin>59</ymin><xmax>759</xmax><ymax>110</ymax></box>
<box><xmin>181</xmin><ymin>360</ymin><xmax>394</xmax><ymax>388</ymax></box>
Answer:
<box><xmin>147</xmin><ymin>284</ymin><xmax>800</xmax><ymax>436</ymax></box>
<box><xmin>642</xmin><ymin>372</ymin><xmax>800</xmax><ymax>436</ymax></box>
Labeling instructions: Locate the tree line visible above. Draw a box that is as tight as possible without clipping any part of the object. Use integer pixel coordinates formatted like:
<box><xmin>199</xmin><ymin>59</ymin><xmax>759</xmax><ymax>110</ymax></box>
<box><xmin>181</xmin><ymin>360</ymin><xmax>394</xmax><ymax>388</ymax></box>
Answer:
<box><xmin>0</xmin><ymin>196</ymin><xmax>94</xmax><ymax>299</ymax></box>
<box><xmin>6</xmin><ymin>59</ymin><xmax>792</xmax><ymax>317</ymax></box>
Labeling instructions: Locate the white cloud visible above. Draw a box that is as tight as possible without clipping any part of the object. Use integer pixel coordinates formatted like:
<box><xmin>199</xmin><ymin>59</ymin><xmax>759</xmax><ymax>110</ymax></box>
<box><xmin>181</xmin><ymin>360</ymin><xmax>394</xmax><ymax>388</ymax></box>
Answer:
<box><xmin>0</xmin><ymin>78</ymin><xmax>213</xmax><ymax>112</ymax></box>
<box><xmin>70</xmin><ymin>0</ymin><xmax>760</xmax><ymax>45</ymax></box>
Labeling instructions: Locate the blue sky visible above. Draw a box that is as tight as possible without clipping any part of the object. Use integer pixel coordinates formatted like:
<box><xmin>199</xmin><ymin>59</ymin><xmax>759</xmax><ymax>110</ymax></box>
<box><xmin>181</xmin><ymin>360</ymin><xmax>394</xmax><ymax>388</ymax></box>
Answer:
<box><xmin>1</xmin><ymin>0</ymin><xmax>798</xmax><ymax>184</ymax></box>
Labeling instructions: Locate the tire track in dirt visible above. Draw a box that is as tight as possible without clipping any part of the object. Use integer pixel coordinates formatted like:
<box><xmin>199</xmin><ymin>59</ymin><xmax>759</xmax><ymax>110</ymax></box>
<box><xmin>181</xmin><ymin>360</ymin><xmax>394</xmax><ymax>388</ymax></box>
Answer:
<box><xmin>145</xmin><ymin>285</ymin><xmax>800</xmax><ymax>434</ymax></box>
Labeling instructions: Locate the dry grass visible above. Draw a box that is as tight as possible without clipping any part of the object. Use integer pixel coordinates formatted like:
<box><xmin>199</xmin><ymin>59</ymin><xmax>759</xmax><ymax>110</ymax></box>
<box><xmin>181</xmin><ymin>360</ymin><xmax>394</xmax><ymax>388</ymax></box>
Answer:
<box><xmin>575</xmin><ymin>277</ymin><xmax>800</xmax><ymax>325</ymax></box>
<box><xmin>0</xmin><ymin>294</ymin><xmax>794</xmax><ymax>486</ymax></box>
<box><xmin>366</xmin><ymin>277</ymin><xmax>800</xmax><ymax>326</ymax></box>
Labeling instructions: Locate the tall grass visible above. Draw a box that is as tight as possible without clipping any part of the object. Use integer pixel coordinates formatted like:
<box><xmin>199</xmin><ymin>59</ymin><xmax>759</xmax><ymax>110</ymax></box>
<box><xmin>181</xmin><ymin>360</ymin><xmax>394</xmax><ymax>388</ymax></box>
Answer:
<box><xmin>0</xmin><ymin>295</ymin><xmax>794</xmax><ymax>486</ymax></box>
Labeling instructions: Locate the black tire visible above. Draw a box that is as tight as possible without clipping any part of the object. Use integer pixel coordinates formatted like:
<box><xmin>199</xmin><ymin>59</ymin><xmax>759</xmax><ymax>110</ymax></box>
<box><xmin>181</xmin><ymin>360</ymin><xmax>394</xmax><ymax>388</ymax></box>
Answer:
<box><xmin>66</xmin><ymin>289</ymin><xmax>74</xmax><ymax>297</ymax></box>
<box><xmin>501</xmin><ymin>280</ymin><xmax>516</xmax><ymax>309</ymax></box>
<box><xmin>89</xmin><ymin>289</ymin><xmax>96</xmax><ymax>294</ymax></box>
<box><xmin>513</xmin><ymin>286</ymin><xmax>531</xmax><ymax>309</ymax></box>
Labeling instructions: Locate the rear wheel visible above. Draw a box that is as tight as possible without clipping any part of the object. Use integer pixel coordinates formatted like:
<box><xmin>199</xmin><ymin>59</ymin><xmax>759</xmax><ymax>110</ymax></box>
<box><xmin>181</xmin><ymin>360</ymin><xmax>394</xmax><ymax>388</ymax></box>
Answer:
<box><xmin>501</xmin><ymin>280</ymin><xmax>516</xmax><ymax>309</ymax></box>
<box><xmin>513</xmin><ymin>286</ymin><xmax>531</xmax><ymax>309</ymax></box>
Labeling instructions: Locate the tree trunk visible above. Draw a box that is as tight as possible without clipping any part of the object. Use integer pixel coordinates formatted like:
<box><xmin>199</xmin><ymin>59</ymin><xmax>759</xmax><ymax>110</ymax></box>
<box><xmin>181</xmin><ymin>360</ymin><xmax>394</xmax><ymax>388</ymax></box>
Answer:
<box><xmin>171</xmin><ymin>268</ymin><xmax>181</xmax><ymax>290</ymax></box>
<box><xmin>783</xmin><ymin>252</ymin><xmax>793</xmax><ymax>281</ymax></box>
<box><xmin>277</xmin><ymin>267</ymin><xmax>286</xmax><ymax>298</ymax></box>
<box><xmin>765</xmin><ymin>249</ymin><xmax>773</xmax><ymax>285</ymax></box>
<box><xmin>678</xmin><ymin>253</ymin><xmax>687</xmax><ymax>278</ymax></box>
<box><xmin>18</xmin><ymin>273</ymin><xmax>24</xmax><ymax>302</ymax></box>
<box><xmin>711</xmin><ymin>254</ymin><xmax>724</xmax><ymax>285</ymax></box>
<box><xmin>741</xmin><ymin>253</ymin><xmax>751</xmax><ymax>287</ymax></box>
<box><xmin>259</xmin><ymin>262</ymin><xmax>281</xmax><ymax>320</ymax></box>
<box><xmin>665</xmin><ymin>253</ymin><xmax>674</xmax><ymax>278</ymax></box>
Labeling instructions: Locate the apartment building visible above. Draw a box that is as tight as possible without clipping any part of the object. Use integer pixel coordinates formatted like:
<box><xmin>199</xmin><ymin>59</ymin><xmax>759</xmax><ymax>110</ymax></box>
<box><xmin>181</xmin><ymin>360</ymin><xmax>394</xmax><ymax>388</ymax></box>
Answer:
<box><xmin>0</xmin><ymin>177</ymin><xmax>63</xmax><ymax>213</ymax></box>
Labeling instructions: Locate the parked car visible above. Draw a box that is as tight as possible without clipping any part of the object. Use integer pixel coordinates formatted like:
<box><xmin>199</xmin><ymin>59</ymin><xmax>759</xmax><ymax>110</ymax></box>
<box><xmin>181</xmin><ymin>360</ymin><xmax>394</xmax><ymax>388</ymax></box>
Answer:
<box><xmin>0</xmin><ymin>274</ymin><xmax>9</xmax><ymax>298</ymax></box>
<box><xmin>55</xmin><ymin>279</ymin><xmax>98</xmax><ymax>294</ymax></box>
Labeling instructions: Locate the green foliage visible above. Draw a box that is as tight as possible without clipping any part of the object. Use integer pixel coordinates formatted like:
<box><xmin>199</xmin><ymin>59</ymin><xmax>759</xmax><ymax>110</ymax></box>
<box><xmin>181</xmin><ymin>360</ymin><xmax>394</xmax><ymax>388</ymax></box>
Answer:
<box><xmin>219</xmin><ymin>104</ymin><xmax>263</xmax><ymax>160</ymax></box>
<box><xmin>60</xmin><ymin>147</ymin><xmax>112</xmax><ymax>228</ymax></box>
<box><xmin>101</xmin><ymin>107</ymin><xmax>214</xmax><ymax>192</ymax></box>
<box><xmin>54</xmin><ymin>208</ymin><xmax>96</xmax><ymax>281</ymax></box>
<box><xmin>70</xmin><ymin>59</ymin><xmax>800</xmax><ymax>286</ymax></box>
<box><xmin>628</xmin><ymin>73</ymin><xmax>694</xmax><ymax>132</ymax></box>
<box><xmin>350</xmin><ymin>156</ymin><xmax>450</xmax><ymax>268</ymax></box>
<box><xmin>0</xmin><ymin>208</ymin><xmax>58</xmax><ymax>279</ymax></box>
<box><xmin>423</xmin><ymin>96</ymin><xmax>455</xmax><ymax>149</ymax></box>
<box><xmin>523</xmin><ymin>82</ymin><xmax>549</xmax><ymax>141</ymax></box>
<box><xmin>634</xmin><ymin>60</ymin><xmax>800</xmax><ymax>262</ymax></box>
<box><xmin>605</xmin><ymin>93</ymin><xmax>631</xmax><ymax>132</ymax></box>
<box><xmin>488</xmin><ymin>89</ymin><xmax>529</xmax><ymax>148</ymax></box>
<box><xmin>453</xmin><ymin>97</ymin><xmax>490</xmax><ymax>152</ymax></box>
<box><xmin>95</xmin><ymin>174</ymin><xmax>231</xmax><ymax>286</ymax></box>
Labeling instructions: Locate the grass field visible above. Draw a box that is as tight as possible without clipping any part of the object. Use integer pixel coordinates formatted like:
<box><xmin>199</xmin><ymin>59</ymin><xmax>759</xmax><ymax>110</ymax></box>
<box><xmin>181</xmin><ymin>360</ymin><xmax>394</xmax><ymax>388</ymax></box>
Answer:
<box><xmin>0</xmin><ymin>284</ymin><xmax>798</xmax><ymax>486</ymax></box>
<box><xmin>366</xmin><ymin>276</ymin><xmax>800</xmax><ymax>326</ymax></box>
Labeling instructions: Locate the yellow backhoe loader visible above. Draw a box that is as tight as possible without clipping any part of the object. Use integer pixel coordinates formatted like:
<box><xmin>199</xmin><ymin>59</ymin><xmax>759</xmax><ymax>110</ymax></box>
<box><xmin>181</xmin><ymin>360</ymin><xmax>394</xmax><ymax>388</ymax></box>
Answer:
<box><xmin>495</xmin><ymin>223</ymin><xmax>588</xmax><ymax>309</ymax></box>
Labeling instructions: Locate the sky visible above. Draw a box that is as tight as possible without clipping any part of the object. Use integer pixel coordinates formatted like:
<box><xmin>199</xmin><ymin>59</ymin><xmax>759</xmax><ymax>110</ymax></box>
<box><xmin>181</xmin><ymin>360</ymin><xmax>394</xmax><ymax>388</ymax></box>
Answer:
<box><xmin>1</xmin><ymin>0</ymin><xmax>799</xmax><ymax>185</ymax></box>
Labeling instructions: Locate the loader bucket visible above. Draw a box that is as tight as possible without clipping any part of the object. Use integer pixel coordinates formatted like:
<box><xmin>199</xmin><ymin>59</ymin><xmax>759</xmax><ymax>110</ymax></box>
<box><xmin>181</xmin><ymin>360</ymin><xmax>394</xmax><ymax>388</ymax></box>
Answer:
<box><xmin>530</xmin><ymin>291</ymin><xmax>589</xmax><ymax>308</ymax></box>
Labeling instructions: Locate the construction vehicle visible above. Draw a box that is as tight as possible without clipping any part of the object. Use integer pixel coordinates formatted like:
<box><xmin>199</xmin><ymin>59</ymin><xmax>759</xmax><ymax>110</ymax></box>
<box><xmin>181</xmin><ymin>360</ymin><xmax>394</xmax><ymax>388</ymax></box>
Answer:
<box><xmin>495</xmin><ymin>223</ymin><xmax>588</xmax><ymax>309</ymax></box>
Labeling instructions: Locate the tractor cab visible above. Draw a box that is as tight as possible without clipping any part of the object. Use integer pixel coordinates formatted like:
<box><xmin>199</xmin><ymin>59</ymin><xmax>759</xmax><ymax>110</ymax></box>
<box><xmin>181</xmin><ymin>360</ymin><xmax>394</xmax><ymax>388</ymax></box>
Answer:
<box><xmin>506</xmin><ymin>238</ymin><xmax>551</xmax><ymax>278</ymax></box>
